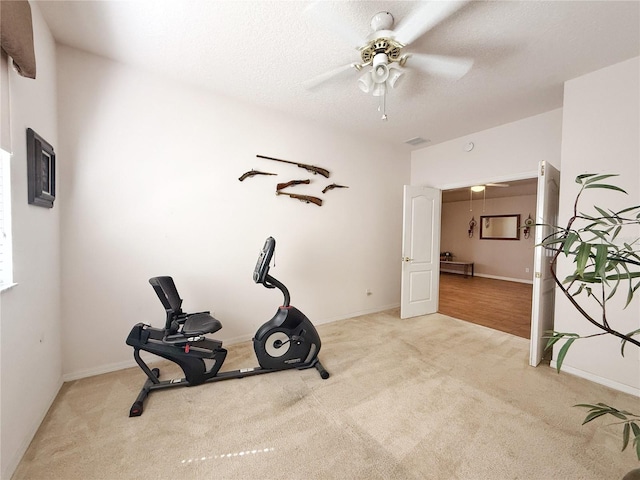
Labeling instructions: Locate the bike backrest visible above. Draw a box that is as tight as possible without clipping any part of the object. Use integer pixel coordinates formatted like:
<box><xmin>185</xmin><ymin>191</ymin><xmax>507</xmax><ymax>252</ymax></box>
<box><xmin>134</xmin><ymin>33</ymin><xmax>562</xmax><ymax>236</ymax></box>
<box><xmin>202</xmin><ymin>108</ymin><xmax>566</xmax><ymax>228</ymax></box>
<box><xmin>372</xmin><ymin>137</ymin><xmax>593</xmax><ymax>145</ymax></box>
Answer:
<box><xmin>149</xmin><ymin>276</ymin><xmax>183</xmax><ymax>322</ymax></box>
<box><xmin>253</xmin><ymin>237</ymin><xmax>275</xmax><ymax>284</ymax></box>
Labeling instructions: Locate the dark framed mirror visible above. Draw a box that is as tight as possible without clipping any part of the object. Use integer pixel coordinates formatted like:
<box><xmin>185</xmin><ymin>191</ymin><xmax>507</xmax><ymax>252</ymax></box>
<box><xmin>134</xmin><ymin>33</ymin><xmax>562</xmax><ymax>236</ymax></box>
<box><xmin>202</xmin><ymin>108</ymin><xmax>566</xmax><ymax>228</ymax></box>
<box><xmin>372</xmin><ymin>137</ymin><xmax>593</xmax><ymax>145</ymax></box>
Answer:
<box><xmin>480</xmin><ymin>214</ymin><xmax>520</xmax><ymax>240</ymax></box>
<box><xmin>27</xmin><ymin>128</ymin><xmax>56</xmax><ymax>208</ymax></box>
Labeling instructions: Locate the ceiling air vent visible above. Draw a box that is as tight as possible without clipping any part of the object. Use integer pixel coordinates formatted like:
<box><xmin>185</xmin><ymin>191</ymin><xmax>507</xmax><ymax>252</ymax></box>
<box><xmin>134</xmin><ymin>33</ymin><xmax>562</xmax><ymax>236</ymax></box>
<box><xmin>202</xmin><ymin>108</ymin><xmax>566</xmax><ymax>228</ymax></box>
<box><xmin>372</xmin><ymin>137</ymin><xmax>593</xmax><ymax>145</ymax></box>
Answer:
<box><xmin>405</xmin><ymin>137</ymin><xmax>430</xmax><ymax>146</ymax></box>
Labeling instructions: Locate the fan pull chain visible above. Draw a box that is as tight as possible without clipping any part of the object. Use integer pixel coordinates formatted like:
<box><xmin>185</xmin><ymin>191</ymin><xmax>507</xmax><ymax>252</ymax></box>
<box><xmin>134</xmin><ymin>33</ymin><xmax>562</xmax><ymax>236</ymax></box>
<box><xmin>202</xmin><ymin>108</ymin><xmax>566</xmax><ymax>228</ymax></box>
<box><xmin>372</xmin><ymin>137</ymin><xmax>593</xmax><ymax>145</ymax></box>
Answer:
<box><xmin>483</xmin><ymin>187</ymin><xmax>486</xmax><ymax>212</ymax></box>
<box><xmin>379</xmin><ymin>91</ymin><xmax>388</xmax><ymax>121</ymax></box>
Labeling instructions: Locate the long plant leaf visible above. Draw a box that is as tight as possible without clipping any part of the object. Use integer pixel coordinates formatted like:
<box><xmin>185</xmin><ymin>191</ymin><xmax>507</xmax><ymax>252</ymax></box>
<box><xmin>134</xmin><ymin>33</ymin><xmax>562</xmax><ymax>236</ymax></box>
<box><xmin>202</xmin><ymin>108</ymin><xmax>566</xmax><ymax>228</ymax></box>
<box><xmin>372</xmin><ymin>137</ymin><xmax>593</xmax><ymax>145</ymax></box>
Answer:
<box><xmin>617</xmin><ymin>205</ymin><xmax>640</xmax><ymax>215</ymax></box>
<box><xmin>575</xmin><ymin>243</ymin><xmax>591</xmax><ymax>276</ymax></box>
<box><xmin>556</xmin><ymin>337</ymin><xmax>577</xmax><ymax>372</ymax></box>
<box><xmin>621</xmin><ymin>328</ymin><xmax>640</xmax><ymax>357</ymax></box>
<box><xmin>593</xmin><ymin>206</ymin><xmax>614</xmax><ymax>222</ymax></box>
<box><xmin>612</xmin><ymin>225</ymin><xmax>622</xmax><ymax>241</ymax></box>
<box><xmin>563</xmin><ymin>232</ymin><xmax>579</xmax><ymax>257</ymax></box>
<box><xmin>545</xmin><ymin>331</ymin><xmax>579</xmax><ymax>351</ymax></box>
<box><xmin>631</xmin><ymin>423</ymin><xmax>640</xmax><ymax>459</ymax></box>
<box><xmin>618</xmin><ymin>261</ymin><xmax>635</xmax><ymax>307</ymax></box>
<box><xmin>584</xmin><ymin>183</ymin><xmax>627</xmax><ymax>193</ymax></box>
<box><xmin>623</xmin><ymin>423</ymin><xmax>631</xmax><ymax>451</ymax></box>
<box><xmin>576</xmin><ymin>173</ymin><xmax>598</xmax><ymax>183</ymax></box>
<box><xmin>582</xmin><ymin>174</ymin><xmax>619</xmax><ymax>185</ymax></box>
<box><xmin>606</xmin><ymin>263</ymin><xmax>621</xmax><ymax>301</ymax></box>
<box><xmin>594</xmin><ymin>244</ymin><xmax>609</xmax><ymax>281</ymax></box>
<box><xmin>610</xmin><ymin>411</ymin><xmax>631</xmax><ymax>420</ymax></box>
<box><xmin>605</xmin><ymin>272</ymin><xmax>640</xmax><ymax>281</ymax></box>
<box><xmin>582</xmin><ymin>410</ymin><xmax>610</xmax><ymax>424</ymax></box>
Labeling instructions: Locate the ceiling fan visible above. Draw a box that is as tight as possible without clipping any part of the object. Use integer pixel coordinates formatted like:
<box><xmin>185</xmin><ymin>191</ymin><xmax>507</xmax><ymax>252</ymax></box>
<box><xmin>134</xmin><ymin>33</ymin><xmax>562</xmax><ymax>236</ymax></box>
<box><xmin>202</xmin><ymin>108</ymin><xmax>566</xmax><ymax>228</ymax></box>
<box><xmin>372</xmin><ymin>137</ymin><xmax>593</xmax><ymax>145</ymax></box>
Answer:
<box><xmin>304</xmin><ymin>1</ymin><xmax>474</xmax><ymax>121</ymax></box>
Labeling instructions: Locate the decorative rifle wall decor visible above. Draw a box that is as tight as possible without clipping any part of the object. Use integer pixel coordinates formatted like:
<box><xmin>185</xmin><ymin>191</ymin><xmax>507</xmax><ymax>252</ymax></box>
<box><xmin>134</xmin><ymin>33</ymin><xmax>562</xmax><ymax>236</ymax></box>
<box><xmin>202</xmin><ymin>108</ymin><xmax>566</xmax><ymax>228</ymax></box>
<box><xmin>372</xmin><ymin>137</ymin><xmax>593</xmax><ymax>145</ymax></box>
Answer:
<box><xmin>276</xmin><ymin>179</ymin><xmax>310</xmax><ymax>191</ymax></box>
<box><xmin>322</xmin><ymin>183</ymin><xmax>349</xmax><ymax>194</ymax></box>
<box><xmin>275</xmin><ymin>179</ymin><xmax>321</xmax><ymax>206</ymax></box>
<box><xmin>239</xmin><ymin>154</ymin><xmax>348</xmax><ymax>208</ymax></box>
<box><xmin>238</xmin><ymin>169</ymin><xmax>277</xmax><ymax>181</ymax></box>
<box><xmin>276</xmin><ymin>191</ymin><xmax>323</xmax><ymax>206</ymax></box>
<box><xmin>257</xmin><ymin>154</ymin><xmax>330</xmax><ymax>178</ymax></box>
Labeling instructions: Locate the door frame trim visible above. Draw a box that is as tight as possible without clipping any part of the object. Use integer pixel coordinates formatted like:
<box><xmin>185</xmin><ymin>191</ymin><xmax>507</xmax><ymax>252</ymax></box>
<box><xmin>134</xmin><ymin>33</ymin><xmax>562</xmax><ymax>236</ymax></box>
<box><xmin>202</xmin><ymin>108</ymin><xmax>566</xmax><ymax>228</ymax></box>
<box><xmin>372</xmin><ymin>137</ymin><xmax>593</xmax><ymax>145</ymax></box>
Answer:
<box><xmin>432</xmin><ymin>169</ymin><xmax>544</xmax><ymax>364</ymax></box>
<box><xmin>436</xmin><ymin>171</ymin><xmax>538</xmax><ymax>192</ymax></box>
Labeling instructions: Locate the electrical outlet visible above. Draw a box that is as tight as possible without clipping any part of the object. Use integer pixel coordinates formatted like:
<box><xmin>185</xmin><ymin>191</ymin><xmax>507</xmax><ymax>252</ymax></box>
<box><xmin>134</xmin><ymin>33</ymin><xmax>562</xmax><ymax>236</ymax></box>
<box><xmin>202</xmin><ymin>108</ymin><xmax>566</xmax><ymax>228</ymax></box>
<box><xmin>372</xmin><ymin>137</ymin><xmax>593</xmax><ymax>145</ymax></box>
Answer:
<box><xmin>525</xmin><ymin>268</ymin><xmax>530</xmax><ymax>273</ymax></box>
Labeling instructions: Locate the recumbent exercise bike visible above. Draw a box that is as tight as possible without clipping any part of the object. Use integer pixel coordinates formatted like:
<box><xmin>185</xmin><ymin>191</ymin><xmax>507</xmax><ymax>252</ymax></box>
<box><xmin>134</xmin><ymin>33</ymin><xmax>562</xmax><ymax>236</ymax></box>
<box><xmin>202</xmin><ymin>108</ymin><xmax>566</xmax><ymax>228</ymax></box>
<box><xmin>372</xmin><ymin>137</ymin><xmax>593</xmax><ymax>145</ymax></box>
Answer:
<box><xmin>126</xmin><ymin>237</ymin><xmax>329</xmax><ymax>416</ymax></box>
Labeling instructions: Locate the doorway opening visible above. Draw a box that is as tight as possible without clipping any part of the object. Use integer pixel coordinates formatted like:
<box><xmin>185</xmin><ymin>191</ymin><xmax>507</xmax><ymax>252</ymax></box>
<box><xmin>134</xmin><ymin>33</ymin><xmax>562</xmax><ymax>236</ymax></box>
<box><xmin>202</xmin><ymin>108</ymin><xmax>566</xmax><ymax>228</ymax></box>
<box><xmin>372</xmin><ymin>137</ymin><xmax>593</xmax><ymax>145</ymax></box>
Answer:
<box><xmin>401</xmin><ymin>161</ymin><xmax>560</xmax><ymax>367</ymax></box>
<box><xmin>438</xmin><ymin>177</ymin><xmax>538</xmax><ymax>338</ymax></box>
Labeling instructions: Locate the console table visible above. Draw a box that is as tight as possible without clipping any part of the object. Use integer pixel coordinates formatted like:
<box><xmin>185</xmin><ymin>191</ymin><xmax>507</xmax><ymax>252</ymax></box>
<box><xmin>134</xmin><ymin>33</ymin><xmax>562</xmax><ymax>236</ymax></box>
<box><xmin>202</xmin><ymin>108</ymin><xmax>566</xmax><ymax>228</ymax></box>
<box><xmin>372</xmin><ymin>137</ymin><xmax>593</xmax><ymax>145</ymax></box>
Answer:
<box><xmin>440</xmin><ymin>260</ymin><xmax>474</xmax><ymax>278</ymax></box>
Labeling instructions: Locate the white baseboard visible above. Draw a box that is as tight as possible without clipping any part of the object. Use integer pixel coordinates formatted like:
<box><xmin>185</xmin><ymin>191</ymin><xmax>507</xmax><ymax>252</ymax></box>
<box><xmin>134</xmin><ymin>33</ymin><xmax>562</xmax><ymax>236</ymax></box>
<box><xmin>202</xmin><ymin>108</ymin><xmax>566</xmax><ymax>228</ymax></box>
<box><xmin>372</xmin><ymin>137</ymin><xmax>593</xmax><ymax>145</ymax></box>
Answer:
<box><xmin>474</xmin><ymin>273</ymin><xmax>533</xmax><ymax>285</ymax></box>
<box><xmin>313</xmin><ymin>302</ymin><xmax>401</xmax><ymax>326</ymax></box>
<box><xmin>62</xmin><ymin>352</ymin><xmax>158</xmax><ymax>382</ymax></box>
<box><xmin>3</xmin><ymin>376</ymin><xmax>64</xmax><ymax>480</ymax></box>
<box><xmin>549</xmin><ymin>361</ymin><xmax>640</xmax><ymax>397</ymax></box>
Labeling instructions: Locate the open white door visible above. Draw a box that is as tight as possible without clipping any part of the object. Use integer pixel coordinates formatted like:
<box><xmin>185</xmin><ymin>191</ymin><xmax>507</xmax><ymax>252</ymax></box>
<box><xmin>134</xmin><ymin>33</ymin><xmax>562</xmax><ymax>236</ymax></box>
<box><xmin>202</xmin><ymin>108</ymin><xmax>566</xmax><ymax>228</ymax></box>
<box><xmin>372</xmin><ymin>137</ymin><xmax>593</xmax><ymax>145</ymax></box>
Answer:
<box><xmin>401</xmin><ymin>185</ymin><xmax>442</xmax><ymax>319</ymax></box>
<box><xmin>529</xmin><ymin>161</ymin><xmax>560</xmax><ymax>366</ymax></box>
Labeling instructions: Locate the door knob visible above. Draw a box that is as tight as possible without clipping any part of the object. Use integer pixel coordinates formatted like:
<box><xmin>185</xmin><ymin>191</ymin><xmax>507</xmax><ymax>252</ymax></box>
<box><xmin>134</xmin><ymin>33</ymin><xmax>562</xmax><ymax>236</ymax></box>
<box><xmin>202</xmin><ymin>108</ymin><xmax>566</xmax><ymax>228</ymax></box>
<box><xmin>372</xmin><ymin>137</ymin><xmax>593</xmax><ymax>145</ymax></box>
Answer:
<box><xmin>403</xmin><ymin>257</ymin><xmax>413</xmax><ymax>262</ymax></box>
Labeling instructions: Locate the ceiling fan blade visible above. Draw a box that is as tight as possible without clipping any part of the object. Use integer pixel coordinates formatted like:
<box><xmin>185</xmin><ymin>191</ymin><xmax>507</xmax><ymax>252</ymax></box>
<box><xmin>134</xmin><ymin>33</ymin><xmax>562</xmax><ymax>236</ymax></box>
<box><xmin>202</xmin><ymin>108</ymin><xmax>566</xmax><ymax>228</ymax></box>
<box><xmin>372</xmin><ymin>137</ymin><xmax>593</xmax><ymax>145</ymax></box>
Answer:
<box><xmin>393</xmin><ymin>0</ymin><xmax>470</xmax><ymax>46</ymax></box>
<box><xmin>404</xmin><ymin>53</ymin><xmax>473</xmax><ymax>80</ymax></box>
<box><xmin>304</xmin><ymin>1</ymin><xmax>365</xmax><ymax>50</ymax></box>
<box><xmin>303</xmin><ymin>63</ymin><xmax>359</xmax><ymax>90</ymax></box>
<box><xmin>486</xmin><ymin>183</ymin><xmax>510</xmax><ymax>187</ymax></box>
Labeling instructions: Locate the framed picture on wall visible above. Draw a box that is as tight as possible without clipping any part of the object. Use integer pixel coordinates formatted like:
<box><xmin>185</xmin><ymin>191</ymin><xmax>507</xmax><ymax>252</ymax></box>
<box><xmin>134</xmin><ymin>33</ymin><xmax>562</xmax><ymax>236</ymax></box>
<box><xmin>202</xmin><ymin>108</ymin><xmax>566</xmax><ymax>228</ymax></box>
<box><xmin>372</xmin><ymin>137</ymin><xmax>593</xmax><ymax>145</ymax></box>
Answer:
<box><xmin>27</xmin><ymin>127</ymin><xmax>56</xmax><ymax>208</ymax></box>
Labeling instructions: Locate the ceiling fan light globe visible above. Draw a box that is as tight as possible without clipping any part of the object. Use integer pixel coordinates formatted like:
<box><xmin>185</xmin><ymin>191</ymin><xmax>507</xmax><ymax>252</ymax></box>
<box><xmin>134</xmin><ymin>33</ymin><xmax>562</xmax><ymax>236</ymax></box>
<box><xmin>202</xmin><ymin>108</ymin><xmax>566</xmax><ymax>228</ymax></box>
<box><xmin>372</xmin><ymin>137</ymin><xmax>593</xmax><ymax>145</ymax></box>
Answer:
<box><xmin>372</xmin><ymin>82</ymin><xmax>387</xmax><ymax>97</ymax></box>
<box><xmin>470</xmin><ymin>185</ymin><xmax>485</xmax><ymax>192</ymax></box>
<box><xmin>372</xmin><ymin>63</ymin><xmax>389</xmax><ymax>84</ymax></box>
<box><xmin>358</xmin><ymin>72</ymin><xmax>373</xmax><ymax>93</ymax></box>
<box><xmin>387</xmin><ymin>67</ymin><xmax>404</xmax><ymax>89</ymax></box>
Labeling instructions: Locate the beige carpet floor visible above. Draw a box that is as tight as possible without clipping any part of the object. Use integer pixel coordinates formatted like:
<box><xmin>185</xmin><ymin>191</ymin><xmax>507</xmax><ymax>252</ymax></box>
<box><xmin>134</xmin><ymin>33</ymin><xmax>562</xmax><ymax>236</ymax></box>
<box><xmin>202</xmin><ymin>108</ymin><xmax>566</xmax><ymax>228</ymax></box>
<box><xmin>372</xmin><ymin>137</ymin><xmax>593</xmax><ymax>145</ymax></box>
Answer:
<box><xmin>12</xmin><ymin>309</ymin><xmax>639</xmax><ymax>479</ymax></box>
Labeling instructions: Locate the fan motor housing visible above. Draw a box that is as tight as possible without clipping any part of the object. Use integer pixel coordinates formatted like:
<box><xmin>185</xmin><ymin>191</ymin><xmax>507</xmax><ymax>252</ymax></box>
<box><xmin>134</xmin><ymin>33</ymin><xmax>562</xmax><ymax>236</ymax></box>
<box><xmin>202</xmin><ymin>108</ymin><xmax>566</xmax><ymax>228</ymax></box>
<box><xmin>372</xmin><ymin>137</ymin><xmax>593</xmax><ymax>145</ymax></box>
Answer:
<box><xmin>360</xmin><ymin>36</ymin><xmax>403</xmax><ymax>64</ymax></box>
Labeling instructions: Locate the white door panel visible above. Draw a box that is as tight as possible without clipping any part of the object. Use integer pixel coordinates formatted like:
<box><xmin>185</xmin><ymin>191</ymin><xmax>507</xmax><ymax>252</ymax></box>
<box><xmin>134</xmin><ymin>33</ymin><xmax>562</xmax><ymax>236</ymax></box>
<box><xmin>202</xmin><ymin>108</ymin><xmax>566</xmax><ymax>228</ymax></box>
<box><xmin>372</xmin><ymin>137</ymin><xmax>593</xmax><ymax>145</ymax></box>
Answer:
<box><xmin>401</xmin><ymin>186</ymin><xmax>441</xmax><ymax>319</ymax></box>
<box><xmin>530</xmin><ymin>160</ymin><xmax>560</xmax><ymax>366</ymax></box>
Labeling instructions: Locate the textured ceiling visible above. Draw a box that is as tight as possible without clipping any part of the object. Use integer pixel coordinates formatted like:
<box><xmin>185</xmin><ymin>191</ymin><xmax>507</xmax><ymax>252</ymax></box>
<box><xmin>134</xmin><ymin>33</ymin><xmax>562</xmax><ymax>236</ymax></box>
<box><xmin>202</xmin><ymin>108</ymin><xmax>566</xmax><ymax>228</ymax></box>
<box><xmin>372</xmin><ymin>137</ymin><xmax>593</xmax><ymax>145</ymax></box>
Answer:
<box><xmin>36</xmin><ymin>0</ymin><xmax>640</xmax><ymax>149</ymax></box>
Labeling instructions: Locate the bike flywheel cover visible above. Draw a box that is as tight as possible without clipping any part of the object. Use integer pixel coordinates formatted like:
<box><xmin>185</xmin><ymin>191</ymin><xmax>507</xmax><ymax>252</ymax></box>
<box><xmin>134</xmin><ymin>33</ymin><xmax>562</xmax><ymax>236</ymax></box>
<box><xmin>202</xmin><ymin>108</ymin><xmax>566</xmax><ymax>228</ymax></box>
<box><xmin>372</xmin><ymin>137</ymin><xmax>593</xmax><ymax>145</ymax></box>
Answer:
<box><xmin>265</xmin><ymin>331</ymin><xmax>290</xmax><ymax>357</ymax></box>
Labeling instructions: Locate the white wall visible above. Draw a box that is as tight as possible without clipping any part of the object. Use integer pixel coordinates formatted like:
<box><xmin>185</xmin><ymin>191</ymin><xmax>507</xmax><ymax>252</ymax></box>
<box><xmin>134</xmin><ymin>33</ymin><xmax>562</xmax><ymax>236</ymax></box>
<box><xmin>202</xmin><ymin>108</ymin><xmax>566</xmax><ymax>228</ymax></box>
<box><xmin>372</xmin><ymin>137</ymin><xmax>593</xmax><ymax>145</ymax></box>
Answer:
<box><xmin>0</xmin><ymin>3</ymin><xmax>62</xmax><ymax>478</ymax></box>
<box><xmin>411</xmin><ymin>109</ymin><xmax>563</xmax><ymax>188</ymax></box>
<box><xmin>56</xmin><ymin>46</ymin><xmax>410</xmax><ymax>380</ymax></box>
<box><xmin>554</xmin><ymin>57</ymin><xmax>640</xmax><ymax>393</ymax></box>
<box><xmin>411</xmin><ymin>108</ymin><xmax>562</xmax><ymax>290</ymax></box>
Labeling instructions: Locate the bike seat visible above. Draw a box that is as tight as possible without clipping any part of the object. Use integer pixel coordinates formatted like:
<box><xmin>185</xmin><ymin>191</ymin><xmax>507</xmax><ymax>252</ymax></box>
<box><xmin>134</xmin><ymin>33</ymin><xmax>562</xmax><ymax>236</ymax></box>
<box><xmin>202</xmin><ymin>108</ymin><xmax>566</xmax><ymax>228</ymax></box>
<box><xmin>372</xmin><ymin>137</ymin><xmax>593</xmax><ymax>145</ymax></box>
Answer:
<box><xmin>150</xmin><ymin>276</ymin><xmax>223</xmax><ymax>336</ymax></box>
<box><xmin>182</xmin><ymin>312</ymin><xmax>222</xmax><ymax>336</ymax></box>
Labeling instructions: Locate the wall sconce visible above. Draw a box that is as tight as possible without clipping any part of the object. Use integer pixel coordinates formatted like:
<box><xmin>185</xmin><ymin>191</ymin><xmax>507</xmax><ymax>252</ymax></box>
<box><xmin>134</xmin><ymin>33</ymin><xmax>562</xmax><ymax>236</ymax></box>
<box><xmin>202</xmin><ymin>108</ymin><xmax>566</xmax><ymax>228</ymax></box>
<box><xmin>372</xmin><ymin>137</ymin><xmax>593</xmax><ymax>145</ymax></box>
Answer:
<box><xmin>468</xmin><ymin>216</ymin><xmax>477</xmax><ymax>238</ymax></box>
<box><xmin>523</xmin><ymin>214</ymin><xmax>534</xmax><ymax>239</ymax></box>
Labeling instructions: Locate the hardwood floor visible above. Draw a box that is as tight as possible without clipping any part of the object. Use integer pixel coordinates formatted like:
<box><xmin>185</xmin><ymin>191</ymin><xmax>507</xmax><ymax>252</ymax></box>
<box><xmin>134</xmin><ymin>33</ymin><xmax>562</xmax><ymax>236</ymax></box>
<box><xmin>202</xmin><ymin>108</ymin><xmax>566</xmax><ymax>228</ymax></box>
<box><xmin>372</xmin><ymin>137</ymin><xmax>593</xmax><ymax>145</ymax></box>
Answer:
<box><xmin>438</xmin><ymin>273</ymin><xmax>533</xmax><ymax>339</ymax></box>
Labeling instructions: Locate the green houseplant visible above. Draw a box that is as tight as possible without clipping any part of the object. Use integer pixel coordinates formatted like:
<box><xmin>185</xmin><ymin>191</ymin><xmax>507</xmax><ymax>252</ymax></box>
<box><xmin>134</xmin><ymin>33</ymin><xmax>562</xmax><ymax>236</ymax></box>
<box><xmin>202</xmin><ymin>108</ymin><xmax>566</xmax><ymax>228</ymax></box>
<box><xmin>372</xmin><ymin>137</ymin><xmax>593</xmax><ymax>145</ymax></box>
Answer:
<box><xmin>542</xmin><ymin>174</ymin><xmax>640</xmax><ymax>461</ymax></box>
